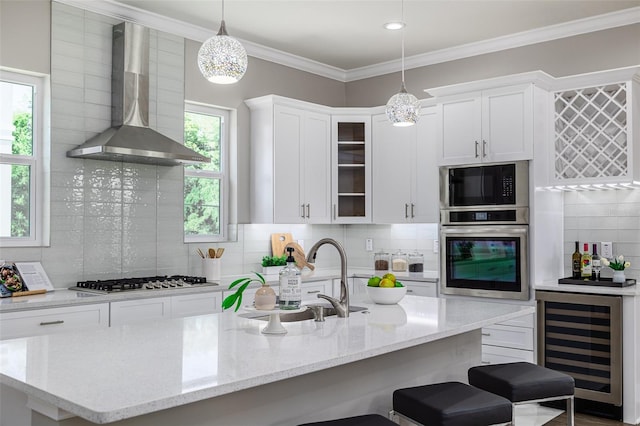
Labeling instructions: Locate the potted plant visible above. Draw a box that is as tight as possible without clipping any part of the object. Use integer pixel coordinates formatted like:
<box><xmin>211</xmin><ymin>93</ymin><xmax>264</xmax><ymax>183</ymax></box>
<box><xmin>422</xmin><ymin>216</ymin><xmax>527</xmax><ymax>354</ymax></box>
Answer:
<box><xmin>222</xmin><ymin>272</ymin><xmax>276</xmax><ymax>312</ymax></box>
<box><xmin>601</xmin><ymin>255</ymin><xmax>631</xmax><ymax>283</ymax></box>
<box><xmin>261</xmin><ymin>255</ymin><xmax>287</xmax><ymax>275</ymax></box>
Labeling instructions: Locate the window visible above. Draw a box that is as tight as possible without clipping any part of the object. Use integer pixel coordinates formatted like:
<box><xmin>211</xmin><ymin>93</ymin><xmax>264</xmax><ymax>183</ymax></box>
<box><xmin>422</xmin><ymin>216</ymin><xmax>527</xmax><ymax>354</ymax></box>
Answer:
<box><xmin>183</xmin><ymin>102</ymin><xmax>229</xmax><ymax>242</ymax></box>
<box><xmin>0</xmin><ymin>69</ymin><xmax>47</xmax><ymax>247</ymax></box>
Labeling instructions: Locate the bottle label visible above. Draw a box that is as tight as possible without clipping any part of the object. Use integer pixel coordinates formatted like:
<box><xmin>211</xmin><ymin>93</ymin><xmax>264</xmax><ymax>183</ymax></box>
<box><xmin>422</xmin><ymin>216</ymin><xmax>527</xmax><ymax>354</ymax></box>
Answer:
<box><xmin>279</xmin><ymin>276</ymin><xmax>301</xmax><ymax>308</ymax></box>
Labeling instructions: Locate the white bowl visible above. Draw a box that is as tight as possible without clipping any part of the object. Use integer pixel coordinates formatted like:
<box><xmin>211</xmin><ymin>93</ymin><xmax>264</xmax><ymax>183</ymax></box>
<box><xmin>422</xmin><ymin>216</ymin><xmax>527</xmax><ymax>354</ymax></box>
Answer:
<box><xmin>366</xmin><ymin>285</ymin><xmax>407</xmax><ymax>305</ymax></box>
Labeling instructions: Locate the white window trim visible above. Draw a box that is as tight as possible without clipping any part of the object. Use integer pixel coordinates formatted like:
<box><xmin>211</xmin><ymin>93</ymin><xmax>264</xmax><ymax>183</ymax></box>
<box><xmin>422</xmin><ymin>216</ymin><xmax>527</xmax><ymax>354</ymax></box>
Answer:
<box><xmin>184</xmin><ymin>101</ymin><xmax>229</xmax><ymax>243</ymax></box>
<box><xmin>0</xmin><ymin>67</ymin><xmax>49</xmax><ymax>247</ymax></box>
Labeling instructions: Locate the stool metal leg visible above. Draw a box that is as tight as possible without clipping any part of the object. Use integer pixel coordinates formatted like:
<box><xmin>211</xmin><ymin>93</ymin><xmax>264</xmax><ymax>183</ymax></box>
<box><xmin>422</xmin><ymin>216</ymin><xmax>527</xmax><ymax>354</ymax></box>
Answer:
<box><xmin>566</xmin><ymin>396</ymin><xmax>574</xmax><ymax>426</ymax></box>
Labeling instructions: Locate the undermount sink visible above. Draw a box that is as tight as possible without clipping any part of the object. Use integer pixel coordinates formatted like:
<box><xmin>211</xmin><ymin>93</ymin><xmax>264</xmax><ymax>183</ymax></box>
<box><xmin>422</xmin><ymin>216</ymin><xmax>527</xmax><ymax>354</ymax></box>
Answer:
<box><xmin>240</xmin><ymin>305</ymin><xmax>368</xmax><ymax>323</ymax></box>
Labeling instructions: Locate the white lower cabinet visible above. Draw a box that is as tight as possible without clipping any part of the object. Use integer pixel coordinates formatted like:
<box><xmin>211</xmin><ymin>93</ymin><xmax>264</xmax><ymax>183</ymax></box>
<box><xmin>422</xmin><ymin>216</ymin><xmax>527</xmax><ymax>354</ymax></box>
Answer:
<box><xmin>404</xmin><ymin>280</ymin><xmax>437</xmax><ymax>298</ymax></box>
<box><xmin>110</xmin><ymin>297</ymin><xmax>172</xmax><ymax>326</ymax></box>
<box><xmin>0</xmin><ymin>303</ymin><xmax>109</xmax><ymax>340</ymax></box>
<box><xmin>171</xmin><ymin>292</ymin><xmax>221</xmax><ymax>318</ymax></box>
<box><xmin>301</xmin><ymin>280</ymin><xmax>331</xmax><ymax>303</ymax></box>
<box><xmin>481</xmin><ymin>313</ymin><xmax>535</xmax><ymax>364</ymax></box>
<box><xmin>111</xmin><ymin>292</ymin><xmax>223</xmax><ymax>326</ymax></box>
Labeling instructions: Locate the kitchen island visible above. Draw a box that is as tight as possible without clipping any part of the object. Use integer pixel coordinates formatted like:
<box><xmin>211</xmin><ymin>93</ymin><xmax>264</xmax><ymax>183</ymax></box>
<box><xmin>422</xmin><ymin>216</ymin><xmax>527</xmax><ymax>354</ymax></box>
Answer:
<box><xmin>1</xmin><ymin>295</ymin><xmax>534</xmax><ymax>426</ymax></box>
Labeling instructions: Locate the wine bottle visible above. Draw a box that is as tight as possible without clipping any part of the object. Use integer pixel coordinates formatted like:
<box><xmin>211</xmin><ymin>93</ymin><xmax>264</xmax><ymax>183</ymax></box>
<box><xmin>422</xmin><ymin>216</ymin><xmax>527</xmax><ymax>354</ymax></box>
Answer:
<box><xmin>581</xmin><ymin>243</ymin><xmax>592</xmax><ymax>278</ymax></box>
<box><xmin>572</xmin><ymin>241</ymin><xmax>581</xmax><ymax>279</ymax></box>
<box><xmin>591</xmin><ymin>243</ymin><xmax>601</xmax><ymax>281</ymax></box>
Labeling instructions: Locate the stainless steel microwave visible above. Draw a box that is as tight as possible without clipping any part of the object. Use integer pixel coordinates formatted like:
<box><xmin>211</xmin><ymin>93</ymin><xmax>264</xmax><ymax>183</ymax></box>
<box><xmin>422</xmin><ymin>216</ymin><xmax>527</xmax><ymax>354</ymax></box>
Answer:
<box><xmin>440</xmin><ymin>161</ymin><xmax>529</xmax><ymax>211</ymax></box>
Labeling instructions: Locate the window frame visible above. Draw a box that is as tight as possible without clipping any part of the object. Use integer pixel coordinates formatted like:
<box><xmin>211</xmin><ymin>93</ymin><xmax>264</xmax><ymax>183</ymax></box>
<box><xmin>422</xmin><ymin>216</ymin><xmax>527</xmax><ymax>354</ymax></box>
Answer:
<box><xmin>0</xmin><ymin>68</ymin><xmax>48</xmax><ymax>247</ymax></box>
<box><xmin>183</xmin><ymin>101</ymin><xmax>229</xmax><ymax>243</ymax></box>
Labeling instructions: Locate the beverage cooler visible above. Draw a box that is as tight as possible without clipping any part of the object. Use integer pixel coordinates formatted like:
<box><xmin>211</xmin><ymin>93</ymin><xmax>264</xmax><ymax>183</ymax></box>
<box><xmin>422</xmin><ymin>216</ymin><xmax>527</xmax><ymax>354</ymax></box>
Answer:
<box><xmin>536</xmin><ymin>291</ymin><xmax>623</xmax><ymax>420</ymax></box>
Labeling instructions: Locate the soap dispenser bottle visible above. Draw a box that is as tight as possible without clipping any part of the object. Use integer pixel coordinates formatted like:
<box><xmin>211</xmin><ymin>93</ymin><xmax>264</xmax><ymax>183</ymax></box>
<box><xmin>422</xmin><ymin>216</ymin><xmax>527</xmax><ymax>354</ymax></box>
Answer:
<box><xmin>279</xmin><ymin>247</ymin><xmax>301</xmax><ymax>310</ymax></box>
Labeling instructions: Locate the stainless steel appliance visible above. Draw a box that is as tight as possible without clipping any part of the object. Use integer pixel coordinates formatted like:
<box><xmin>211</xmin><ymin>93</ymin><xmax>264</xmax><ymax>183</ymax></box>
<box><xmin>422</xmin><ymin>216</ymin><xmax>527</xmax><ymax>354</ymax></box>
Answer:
<box><xmin>440</xmin><ymin>225</ymin><xmax>529</xmax><ymax>300</ymax></box>
<box><xmin>440</xmin><ymin>161</ymin><xmax>530</xmax><ymax>300</ymax></box>
<box><xmin>536</xmin><ymin>291</ymin><xmax>623</xmax><ymax>420</ymax></box>
<box><xmin>440</xmin><ymin>160</ymin><xmax>529</xmax><ymax>216</ymax></box>
<box><xmin>69</xmin><ymin>275</ymin><xmax>217</xmax><ymax>295</ymax></box>
<box><xmin>66</xmin><ymin>22</ymin><xmax>209</xmax><ymax>166</ymax></box>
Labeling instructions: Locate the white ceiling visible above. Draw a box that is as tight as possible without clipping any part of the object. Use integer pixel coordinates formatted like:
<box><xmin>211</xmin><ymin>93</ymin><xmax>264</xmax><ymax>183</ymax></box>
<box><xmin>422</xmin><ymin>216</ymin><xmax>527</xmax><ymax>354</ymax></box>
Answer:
<box><xmin>96</xmin><ymin>0</ymin><xmax>640</xmax><ymax>80</ymax></box>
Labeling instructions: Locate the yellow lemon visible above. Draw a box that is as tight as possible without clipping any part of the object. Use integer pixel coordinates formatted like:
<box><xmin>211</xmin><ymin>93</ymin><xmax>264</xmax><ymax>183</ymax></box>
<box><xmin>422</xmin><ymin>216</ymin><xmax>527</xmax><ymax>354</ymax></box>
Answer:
<box><xmin>382</xmin><ymin>273</ymin><xmax>396</xmax><ymax>283</ymax></box>
<box><xmin>379</xmin><ymin>278</ymin><xmax>395</xmax><ymax>288</ymax></box>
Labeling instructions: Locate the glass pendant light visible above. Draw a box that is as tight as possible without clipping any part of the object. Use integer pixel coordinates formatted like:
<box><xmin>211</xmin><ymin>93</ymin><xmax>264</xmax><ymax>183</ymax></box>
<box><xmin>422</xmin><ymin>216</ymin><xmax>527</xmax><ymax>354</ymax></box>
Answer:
<box><xmin>385</xmin><ymin>0</ymin><xmax>420</xmax><ymax>127</ymax></box>
<box><xmin>198</xmin><ymin>0</ymin><xmax>247</xmax><ymax>84</ymax></box>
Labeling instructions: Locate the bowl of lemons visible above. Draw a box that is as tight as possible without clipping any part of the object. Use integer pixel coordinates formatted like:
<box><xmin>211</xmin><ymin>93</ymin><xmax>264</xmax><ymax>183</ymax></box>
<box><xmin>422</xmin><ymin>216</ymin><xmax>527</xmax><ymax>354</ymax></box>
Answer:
<box><xmin>366</xmin><ymin>273</ymin><xmax>407</xmax><ymax>305</ymax></box>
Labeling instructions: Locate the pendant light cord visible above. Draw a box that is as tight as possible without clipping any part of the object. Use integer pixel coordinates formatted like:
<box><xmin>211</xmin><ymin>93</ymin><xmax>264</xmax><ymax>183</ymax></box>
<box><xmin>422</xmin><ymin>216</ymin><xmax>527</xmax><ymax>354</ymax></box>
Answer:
<box><xmin>401</xmin><ymin>0</ymin><xmax>405</xmax><ymax>86</ymax></box>
<box><xmin>221</xmin><ymin>0</ymin><xmax>225</xmax><ymax>21</ymax></box>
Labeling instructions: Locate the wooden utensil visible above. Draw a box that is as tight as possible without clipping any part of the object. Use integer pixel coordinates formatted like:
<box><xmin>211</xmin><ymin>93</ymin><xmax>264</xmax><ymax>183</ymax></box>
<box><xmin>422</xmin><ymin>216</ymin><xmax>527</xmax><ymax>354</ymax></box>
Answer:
<box><xmin>271</xmin><ymin>233</ymin><xmax>293</xmax><ymax>257</ymax></box>
<box><xmin>216</xmin><ymin>248</ymin><xmax>225</xmax><ymax>258</ymax></box>
<box><xmin>11</xmin><ymin>289</ymin><xmax>47</xmax><ymax>297</ymax></box>
<box><xmin>208</xmin><ymin>248</ymin><xmax>216</xmax><ymax>258</ymax></box>
<box><xmin>285</xmin><ymin>242</ymin><xmax>315</xmax><ymax>271</ymax></box>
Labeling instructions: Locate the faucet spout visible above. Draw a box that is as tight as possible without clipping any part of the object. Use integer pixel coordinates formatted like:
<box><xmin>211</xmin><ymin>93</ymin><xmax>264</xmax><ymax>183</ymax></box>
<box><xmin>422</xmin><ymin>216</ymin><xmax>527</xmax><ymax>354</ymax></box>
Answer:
<box><xmin>306</xmin><ymin>238</ymin><xmax>349</xmax><ymax>317</ymax></box>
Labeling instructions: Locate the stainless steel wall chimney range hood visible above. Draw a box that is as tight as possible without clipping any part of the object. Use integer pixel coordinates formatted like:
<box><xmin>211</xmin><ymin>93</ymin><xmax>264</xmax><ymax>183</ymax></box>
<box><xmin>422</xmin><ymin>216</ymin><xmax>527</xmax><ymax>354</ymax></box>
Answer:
<box><xmin>67</xmin><ymin>22</ymin><xmax>209</xmax><ymax>166</ymax></box>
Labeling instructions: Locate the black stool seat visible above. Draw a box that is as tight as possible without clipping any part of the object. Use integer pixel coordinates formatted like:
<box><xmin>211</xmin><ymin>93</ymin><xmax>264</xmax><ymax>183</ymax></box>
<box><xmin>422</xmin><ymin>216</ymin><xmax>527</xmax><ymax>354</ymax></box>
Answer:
<box><xmin>393</xmin><ymin>381</ymin><xmax>512</xmax><ymax>426</ymax></box>
<box><xmin>298</xmin><ymin>414</ymin><xmax>397</xmax><ymax>426</ymax></box>
<box><xmin>468</xmin><ymin>362</ymin><xmax>575</xmax><ymax>403</ymax></box>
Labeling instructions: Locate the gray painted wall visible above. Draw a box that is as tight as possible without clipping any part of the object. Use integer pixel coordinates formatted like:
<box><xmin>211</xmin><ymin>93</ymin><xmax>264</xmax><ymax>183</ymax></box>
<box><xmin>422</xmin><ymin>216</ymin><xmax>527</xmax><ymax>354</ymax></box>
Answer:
<box><xmin>0</xmin><ymin>0</ymin><xmax>50</xmax><ymax>74</ymax></box>
<box><xmin>346</xmin><ymin>24</ymin><xmax>640</xmax><ymax>107</ymax></box>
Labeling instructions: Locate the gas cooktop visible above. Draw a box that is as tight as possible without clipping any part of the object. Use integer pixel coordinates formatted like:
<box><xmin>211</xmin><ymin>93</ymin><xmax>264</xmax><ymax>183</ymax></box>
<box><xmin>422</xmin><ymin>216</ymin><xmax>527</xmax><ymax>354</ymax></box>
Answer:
<box><xmin>69</xmin><ymin>275</ymin><xmax>217</xmax><ymax>295</ymax></box>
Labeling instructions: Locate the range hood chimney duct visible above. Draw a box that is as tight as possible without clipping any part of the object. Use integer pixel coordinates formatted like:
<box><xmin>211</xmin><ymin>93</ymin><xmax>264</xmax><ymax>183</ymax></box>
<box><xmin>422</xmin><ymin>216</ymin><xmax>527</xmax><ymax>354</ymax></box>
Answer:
<box><xmin>67</xmin><ymin>22</ymin><xmax>210</xmax><ymax>166</ymax></box>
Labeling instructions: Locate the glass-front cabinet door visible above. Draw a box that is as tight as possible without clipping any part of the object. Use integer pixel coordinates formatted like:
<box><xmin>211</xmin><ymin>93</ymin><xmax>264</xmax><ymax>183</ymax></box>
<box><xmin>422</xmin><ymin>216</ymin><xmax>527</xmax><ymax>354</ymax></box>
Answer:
<box><xmin>331</xmin><ymin>115</ymin><xmax>371</xmax><ymax>223</ymax></box>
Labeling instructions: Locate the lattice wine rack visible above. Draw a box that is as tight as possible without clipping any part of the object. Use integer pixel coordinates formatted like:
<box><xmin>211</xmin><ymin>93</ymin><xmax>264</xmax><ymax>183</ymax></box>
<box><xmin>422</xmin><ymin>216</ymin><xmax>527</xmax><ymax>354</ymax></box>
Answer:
<box><xmin>554</xmin><ymin>83</ymin><xmax>628</xmax><ymax>181</ymax></box>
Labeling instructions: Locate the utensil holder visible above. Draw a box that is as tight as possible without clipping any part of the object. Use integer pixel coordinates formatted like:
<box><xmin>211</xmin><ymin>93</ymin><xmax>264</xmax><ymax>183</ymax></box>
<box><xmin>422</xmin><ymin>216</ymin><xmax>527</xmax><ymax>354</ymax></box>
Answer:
<box><xmin>202</xmin><ymin>258</ymin><xmax>221</xmax><ymax>282</ymax></box>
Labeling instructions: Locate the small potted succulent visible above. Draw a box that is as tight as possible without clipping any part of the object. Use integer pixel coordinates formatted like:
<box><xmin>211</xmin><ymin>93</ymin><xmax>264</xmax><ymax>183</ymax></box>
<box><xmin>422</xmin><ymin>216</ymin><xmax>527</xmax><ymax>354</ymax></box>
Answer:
<box><xmin>261</xmin><ymin>255</ymin><xmax>287</xmax><ymax>275</ymax></box>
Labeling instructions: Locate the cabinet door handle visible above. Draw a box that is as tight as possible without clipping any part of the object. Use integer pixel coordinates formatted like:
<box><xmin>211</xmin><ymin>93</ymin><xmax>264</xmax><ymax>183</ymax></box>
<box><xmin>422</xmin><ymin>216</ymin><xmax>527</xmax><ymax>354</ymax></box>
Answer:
<box><xmin>301</xmin><ymin>204</ymin><xmax>305</xmax><ymax>218</ymax></box>
<box><xmin>405</xmin><ymin>203</ymin><xmax>409</xmax><ymax>218</ymax></box>
<box><xmin>333</xmin><ymin>204</ymin><xmax>337</xmax><ymax>220</ymax></box>
<box><xmin>475</xmin><ymin>141</ymin><xmax>479</xmax><ymax>158</ymax></box>
<box><xmin>306</xmin><ymin>290</ymin><xmax>321</xmax><ymax>294</ymax></box>
<box><xmin>481</xmin><ymin>361</ymin><xmax>491</xmax><ymax>365</ymax></box>
<box><xmin>481</xmin><ymin>332</ymin><xmax>491</xmax><ymax>336</ymax></box>
<box><xmin>407</xmin><ymin>289</ymin><xmax>414</xmax><ymax>293</ymax></box>
<box><xmin>411</xmin><ymin>203</ymin><xmax>415</xmax><ymax>218</ymax></box>
<box><xmin>482</xmin><ymin>140</ymin><xmax>487</xmax><ymax>157</ymax></box>
<box><xmin>306</xmin><ymin>204</ymin><xmax>310</xmax><ymax>218</ymax></box>
<box><xmin>40</xmin><ymin>320</ymin><xmax>64</xmax><ymax>326</ymax></box>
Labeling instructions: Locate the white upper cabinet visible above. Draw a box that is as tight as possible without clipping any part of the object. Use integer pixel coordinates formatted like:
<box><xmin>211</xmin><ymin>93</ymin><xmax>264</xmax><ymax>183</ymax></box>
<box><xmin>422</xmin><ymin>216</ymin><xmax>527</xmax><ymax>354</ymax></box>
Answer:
<box><xmin>436</xmin><ymin>84</ymin><xmax>534</xmax><ymax>165</ymax></box>
<box><xmin>332</xmin><ymin>114</ymin><xmax>372</xmax><ymax>223</ymax></box>
<box><xmin>247</xmin><ymin>96</ymin><xmax>331</xmax><ymax>224</ymax></box>
<box><xmin>372</xmin><ymin>106</ymin><xmax>438</xmax><ymax>223</ymax></box>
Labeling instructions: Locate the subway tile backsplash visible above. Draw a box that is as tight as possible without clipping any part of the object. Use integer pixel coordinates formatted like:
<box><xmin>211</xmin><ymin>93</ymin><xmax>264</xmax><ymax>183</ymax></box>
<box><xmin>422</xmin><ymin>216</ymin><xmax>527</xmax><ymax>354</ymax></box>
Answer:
<box><xmin>563</xmin><ymin>189</ymin><xmax>640</xmax><ymax>280</ymax></box>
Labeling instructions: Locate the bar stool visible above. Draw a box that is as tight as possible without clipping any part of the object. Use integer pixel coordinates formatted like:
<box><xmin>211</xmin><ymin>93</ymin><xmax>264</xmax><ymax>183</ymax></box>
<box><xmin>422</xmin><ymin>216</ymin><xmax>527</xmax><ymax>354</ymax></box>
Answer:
<box><xmin>298</xmin><ymin>414</ymin><xmax>398</xmax><ymax>425</ymax></box>
<box><xmin>390</xmin><ymin>381</ymin><xmax>513</xmax><ymax>425</ymax></box>
<box><xmin>468</xmin><ymin>362</ymin><xmax>575</xmax><ymax>426</ymax></box>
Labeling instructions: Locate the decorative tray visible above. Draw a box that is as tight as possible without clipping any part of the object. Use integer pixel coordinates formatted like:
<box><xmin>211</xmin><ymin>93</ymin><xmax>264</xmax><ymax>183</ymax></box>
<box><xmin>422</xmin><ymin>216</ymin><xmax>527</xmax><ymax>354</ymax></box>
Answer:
<box><xmin>558</xmin><ymin>277</ymin><xmax>636</xmax><ymax>288</ymax></box>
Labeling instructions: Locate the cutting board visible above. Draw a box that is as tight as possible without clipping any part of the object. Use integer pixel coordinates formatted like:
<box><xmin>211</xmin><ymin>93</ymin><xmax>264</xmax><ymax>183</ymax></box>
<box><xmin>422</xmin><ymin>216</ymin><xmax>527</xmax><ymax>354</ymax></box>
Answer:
<box><xmin>271</xmin><ymin>233</ymin><xmax>293</xmax><ymax>257</ymax></box>
<box><xmin>285</xmin><ymin>242</ymin><xmax>315</xmax><ymax>271</ymax></box>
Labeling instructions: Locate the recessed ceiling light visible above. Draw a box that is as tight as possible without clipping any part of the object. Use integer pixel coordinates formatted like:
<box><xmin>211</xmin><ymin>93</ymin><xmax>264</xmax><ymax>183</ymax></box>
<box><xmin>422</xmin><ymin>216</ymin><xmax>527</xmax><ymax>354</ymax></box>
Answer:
<box><xmin>384</xmin><ymin>21</ymin><xmax>405</xmax><ymax>30</ymax></box>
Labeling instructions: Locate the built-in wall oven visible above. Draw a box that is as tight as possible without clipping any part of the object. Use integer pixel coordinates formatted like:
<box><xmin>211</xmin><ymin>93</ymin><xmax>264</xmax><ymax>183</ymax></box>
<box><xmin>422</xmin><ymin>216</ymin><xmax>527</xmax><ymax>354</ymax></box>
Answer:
<box><xmin>440</xmin><ymin>161</ymin><xmax>530</xmax><ymax>301</ymax></box>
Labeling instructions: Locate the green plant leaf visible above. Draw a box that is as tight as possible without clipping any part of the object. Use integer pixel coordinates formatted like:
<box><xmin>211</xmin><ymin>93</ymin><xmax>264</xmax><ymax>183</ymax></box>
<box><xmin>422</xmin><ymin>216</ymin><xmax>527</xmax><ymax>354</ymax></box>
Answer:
<box><xmin>235</xmin><ymin>291</ymin><xmax>243</xmax><ymax>312</ymax></box>
<box><xmin>254</xmin><ymin>272</ymin><xmax>265</xmax><ymax>284</ymax></box>
<box><xmin>222</xmin><ymin>292</ymin><xmax>238</xmax><ymax>310</ymax></box>
<box><xmin>228</xmin><ymin>277</ymin><xmax>250</xmax><ymax>289</ymax></box>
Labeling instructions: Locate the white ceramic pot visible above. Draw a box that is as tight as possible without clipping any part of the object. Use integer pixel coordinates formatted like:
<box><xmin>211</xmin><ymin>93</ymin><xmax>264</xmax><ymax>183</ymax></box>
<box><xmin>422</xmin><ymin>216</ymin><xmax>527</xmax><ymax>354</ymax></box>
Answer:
<box><xmin>254</xmin><ymin>284</ymin><xmax>277</xmax><ymax>310</ymax></box>
<box><xmin>612</xmin><ymin>270</ymin><xmax>626</xmax><ymax>283</ymax></box>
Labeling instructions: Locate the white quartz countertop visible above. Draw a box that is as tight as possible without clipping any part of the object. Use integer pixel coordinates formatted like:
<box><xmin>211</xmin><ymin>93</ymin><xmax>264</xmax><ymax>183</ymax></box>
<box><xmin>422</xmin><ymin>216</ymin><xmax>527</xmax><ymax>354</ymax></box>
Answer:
<box><xmin>0</xmin><ymin>295</ymin><xmax>532</xmax><ymax>424</ymax></box>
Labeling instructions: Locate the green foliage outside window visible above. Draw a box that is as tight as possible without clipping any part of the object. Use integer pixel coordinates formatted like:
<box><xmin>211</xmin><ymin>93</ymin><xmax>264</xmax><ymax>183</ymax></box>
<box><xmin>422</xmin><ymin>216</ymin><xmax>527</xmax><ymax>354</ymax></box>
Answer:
<box><xmin>8</xmin><ymin>112</ymin><xmax>32</xmax><ymax>237</ymax></box>
<box><xmin>184</xmin><ymin>111</ymin><xmax>223</xmax><ymax>237</ymax></box>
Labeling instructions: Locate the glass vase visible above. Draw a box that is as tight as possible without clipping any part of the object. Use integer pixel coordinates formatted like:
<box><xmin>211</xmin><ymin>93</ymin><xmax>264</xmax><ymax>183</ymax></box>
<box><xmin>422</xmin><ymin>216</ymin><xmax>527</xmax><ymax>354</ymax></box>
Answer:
<box><xmin>254</xmin><ymin>284</ymin><xmax>276</xmax><ymax>310</ymax></box>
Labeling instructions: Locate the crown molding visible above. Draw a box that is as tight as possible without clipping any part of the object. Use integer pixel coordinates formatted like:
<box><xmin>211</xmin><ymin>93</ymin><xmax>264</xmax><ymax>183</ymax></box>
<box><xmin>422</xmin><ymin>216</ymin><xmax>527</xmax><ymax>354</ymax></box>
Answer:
<box><xmin>54</xmin><ymin>0</ymin><xmax>640</xmax><ymax>83</ymax></box>
<box><xmin>348</xmin><ymin>6</ymin><xmax>640</xmax><ymax>82</ymax></box>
